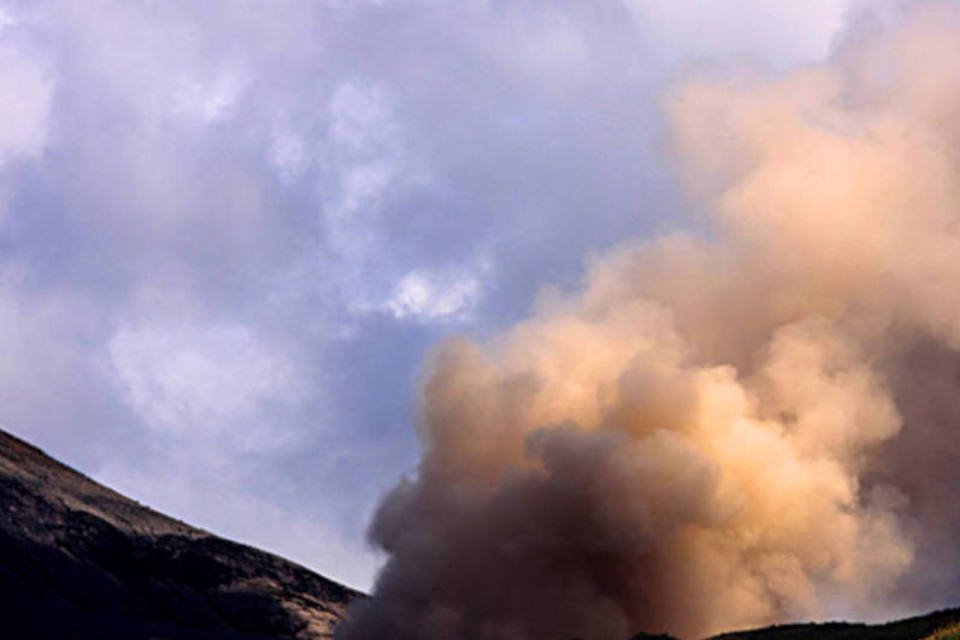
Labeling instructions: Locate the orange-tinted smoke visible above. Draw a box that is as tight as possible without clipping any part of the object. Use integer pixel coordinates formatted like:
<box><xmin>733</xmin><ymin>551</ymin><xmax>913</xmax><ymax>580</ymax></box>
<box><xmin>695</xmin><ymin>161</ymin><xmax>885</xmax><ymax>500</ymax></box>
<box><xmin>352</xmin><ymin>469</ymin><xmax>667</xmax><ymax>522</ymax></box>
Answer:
<box><xmin>337</xmin><ymin>4</ymin><xmax>960</xmax><ymax>638</ymax></box>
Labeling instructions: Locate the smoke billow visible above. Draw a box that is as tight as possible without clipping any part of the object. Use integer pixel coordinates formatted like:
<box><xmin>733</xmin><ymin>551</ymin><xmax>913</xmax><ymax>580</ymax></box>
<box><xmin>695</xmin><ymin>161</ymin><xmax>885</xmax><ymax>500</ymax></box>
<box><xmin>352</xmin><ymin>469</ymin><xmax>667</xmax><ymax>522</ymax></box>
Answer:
<box><xmin>337</xmin><ymin>5</ymin><xmax>960</xmax><ymax>638</ymax></box>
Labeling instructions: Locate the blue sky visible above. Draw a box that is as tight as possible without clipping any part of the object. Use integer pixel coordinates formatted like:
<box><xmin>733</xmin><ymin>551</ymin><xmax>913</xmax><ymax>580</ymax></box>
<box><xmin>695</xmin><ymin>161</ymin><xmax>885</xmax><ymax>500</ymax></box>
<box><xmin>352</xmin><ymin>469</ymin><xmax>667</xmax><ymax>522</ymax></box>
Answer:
<box><xmin>0</xmin><ymin>0</ymin><xmax>859</xmax><ymax>590</ymax></box>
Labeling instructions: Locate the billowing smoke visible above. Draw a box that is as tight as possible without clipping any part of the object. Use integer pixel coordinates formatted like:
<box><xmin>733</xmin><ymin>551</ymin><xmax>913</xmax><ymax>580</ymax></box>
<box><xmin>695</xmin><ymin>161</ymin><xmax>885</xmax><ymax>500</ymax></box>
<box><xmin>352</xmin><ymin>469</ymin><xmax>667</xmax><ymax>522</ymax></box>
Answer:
<box><xmin>336</xmin><ymin>4</ymin><xmax>960</xmax><ymax>638</ymax></box>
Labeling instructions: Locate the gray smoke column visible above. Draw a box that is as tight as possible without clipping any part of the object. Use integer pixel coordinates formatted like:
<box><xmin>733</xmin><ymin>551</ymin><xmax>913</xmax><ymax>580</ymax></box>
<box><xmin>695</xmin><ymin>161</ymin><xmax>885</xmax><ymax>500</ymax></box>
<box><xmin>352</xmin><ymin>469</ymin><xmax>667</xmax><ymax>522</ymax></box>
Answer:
<box><xmin>336</xmin><ymin>4</ymin><xmax>960</xmax><ymax>638</ymax></box>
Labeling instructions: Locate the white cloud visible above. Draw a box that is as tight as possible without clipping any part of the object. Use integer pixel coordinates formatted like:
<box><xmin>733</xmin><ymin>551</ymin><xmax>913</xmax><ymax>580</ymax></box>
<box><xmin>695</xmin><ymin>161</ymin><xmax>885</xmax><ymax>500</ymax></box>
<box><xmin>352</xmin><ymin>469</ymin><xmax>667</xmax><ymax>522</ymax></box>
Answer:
<box><xmin>270</xmin><ymin>129</ymin><xmax>310</xmax><ymax>183</ymax></box>
<box><xmin>327</xmin><ymin>81</ymin><xmax>394</xmax><ymax>154</ymax></box>
<box><xmin>322</xmin><ymin>81</ymin><xmax>404</xmax><ymax>238</ymax></box>
<box><xmin>0</xmin><ymin>8</ymin><xmax>17</xmax><ymax>30</ymax></box>
<box><xmin>108</xmin><ymin>320</ymin><xmax>303</xmax><ymax>449</ymax></box>
<box><xmin>622</xmin><ymin>0</ymin><xmax>855</xmax><ymax>66</ymax></box>
<box><xmin>385</xmin><ymin>262</ymin><xmax>488</xmax><ymax>323</ymax></box>
<box><xmin>324</xmin><ymin>162</ymin><xmax>396</xmax><ymax>250</ymax></box>
<box><xmin>171</xmin><ymin>70</ymin><xmax>247</xmax><ymax>123</ymax></box>
<box><xmin>0</xmin><ymin>39</ymin><xmax>52</xmax><ymax>164</ymax></box>
<box><xmin>489</xmin><ymin>5</ymin><xmax>592</xmax><ymax>84</ymax></box>
<box><xmin>317</xmin><ymin>79</ymin><xmax>434</xmax><ymax>316</ymax></box>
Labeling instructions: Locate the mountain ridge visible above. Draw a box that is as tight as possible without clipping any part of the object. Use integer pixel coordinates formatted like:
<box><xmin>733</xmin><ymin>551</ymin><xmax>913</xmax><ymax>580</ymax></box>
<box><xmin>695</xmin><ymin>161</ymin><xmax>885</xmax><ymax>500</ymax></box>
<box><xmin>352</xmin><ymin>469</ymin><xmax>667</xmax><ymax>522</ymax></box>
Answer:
<box><xmin>1</xmin><ymin>426</ymin><xmax>958</xmax><ymax>640</ymax></box>
<box><xmin>0</xmin><ymin>427</ymin><xmax>361</xmax><ymax>639</ymax></box>
<box><xmin>704</xmin><ymin>606</ymin><xmax>960</xmax><ymax>640</ymax></box>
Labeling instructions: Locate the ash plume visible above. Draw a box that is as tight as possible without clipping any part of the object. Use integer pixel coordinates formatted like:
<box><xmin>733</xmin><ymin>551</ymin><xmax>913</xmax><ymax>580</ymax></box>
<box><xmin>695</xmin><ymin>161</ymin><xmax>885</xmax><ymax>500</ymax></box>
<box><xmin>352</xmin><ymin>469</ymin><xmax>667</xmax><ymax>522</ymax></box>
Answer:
<box><xmin>337</xmin><ymin>4</ymin><xmax>960</xmax><ymax>638</ymax></box>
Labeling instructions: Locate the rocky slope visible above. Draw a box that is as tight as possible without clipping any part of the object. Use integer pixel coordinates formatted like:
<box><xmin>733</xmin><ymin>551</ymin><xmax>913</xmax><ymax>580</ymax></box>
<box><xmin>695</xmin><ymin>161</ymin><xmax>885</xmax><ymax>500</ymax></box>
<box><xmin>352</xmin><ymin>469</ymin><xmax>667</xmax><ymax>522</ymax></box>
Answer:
<box><xmin>0</xmin><ymin>428</ymin><xmax>361</xmax><ymax>640</ymax></box>
<box><xmin>2</xmin><ymin>425</ymin><xmax>958</xmax><ymax>640</ymax></box>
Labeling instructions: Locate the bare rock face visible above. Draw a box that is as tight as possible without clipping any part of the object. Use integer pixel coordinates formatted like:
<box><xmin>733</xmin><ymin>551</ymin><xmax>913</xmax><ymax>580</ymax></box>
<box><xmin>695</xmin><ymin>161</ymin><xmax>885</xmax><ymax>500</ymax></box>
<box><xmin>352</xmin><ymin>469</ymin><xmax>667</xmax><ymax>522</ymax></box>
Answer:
<box><xmin>0</xmin><ymin>429</ymin><xmax>361</xmax><ymax>640</ymax></box>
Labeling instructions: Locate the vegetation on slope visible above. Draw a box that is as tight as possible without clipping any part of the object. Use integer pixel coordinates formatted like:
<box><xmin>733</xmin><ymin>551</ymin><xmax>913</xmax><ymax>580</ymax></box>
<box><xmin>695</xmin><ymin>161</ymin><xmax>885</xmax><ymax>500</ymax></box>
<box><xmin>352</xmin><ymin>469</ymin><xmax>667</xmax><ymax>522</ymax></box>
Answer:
<box><xmin>704</xmin><ymin>608</ymin><xmax>960</xmax><ymax>640</ymax></box>
<box><xmin>924</xmin><ymin>623</ymin><xmax>960</xmax><ymax>640</ymax></box>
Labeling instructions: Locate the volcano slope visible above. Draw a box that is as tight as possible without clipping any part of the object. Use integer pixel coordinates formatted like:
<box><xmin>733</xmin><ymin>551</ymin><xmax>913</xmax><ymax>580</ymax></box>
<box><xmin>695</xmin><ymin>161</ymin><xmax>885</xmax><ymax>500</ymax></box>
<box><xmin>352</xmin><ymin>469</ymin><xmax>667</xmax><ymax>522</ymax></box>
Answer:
<box><xmin>1</xmin><ymin>425</ymin><xmax>958</xmax><ymax>640</ymax></box>
<box><xmin>0</xmin><ymin>428</ymin><xmax>360</xmax><ymax>640</ymax></box>
<box><xmin>617</xmin><ymin>608</ymin><xmax>960</xmax><ymax>640</ymax></box>
<box><xmin>703</xmin><ymin>608</ymin><xmax>960</xmax><ymax>640</ymax></box>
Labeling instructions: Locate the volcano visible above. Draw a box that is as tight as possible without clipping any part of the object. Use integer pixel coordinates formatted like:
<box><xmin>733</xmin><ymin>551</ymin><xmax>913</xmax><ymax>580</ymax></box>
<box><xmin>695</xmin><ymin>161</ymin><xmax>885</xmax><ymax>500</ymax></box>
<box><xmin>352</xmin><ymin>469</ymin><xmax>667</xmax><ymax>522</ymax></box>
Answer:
<box><xmin>2</xmin><ymin>426</ymin><xmax>959</xmax><ymax>640</ymax></box>
<box><xmin>0</xmin><ymin>428</ymin><xmax>360</xmax><ymax>639</ymax></box>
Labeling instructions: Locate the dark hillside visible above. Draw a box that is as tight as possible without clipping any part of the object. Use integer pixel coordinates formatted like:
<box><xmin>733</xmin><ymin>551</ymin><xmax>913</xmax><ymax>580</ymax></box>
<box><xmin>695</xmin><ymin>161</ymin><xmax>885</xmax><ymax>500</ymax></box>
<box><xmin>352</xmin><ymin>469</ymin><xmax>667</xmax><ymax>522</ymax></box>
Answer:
<box><xmin>0</xmin><ymin>429</ymin><xmax>360</xmax><ymax>640</ymax></box>
<box><xmin>2</xmin><ymin>426</ymin><xmax>957</xmax><ymax>640</ymax></box>
<box><xmin>703</xmin><ymin>607</ymin><xmax>960</xmax><ymax>640</ymax></box>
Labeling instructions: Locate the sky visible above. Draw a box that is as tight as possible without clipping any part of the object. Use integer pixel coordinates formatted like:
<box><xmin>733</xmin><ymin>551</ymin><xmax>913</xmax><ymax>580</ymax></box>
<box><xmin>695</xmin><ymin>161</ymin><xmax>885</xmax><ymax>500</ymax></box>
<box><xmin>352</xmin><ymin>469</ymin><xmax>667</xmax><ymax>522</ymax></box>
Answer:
<box><xmin>0</xmin><ymin>0</ymin><xmax>864</xmax><ymax>591</ymax></box>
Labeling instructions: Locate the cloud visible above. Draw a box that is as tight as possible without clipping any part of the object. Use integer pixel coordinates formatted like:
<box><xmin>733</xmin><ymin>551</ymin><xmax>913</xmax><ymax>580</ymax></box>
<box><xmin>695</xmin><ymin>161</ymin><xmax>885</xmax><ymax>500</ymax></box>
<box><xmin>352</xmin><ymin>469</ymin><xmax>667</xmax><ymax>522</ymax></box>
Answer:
<box><xmin>171</xmin><ymin>69</ymin><xmax>247</xmax><ymax>124</ymax></box>
<box><xmin>0</xmin><ymin>12</ymin><xmax>53</xmax><ymax>220</ymax></box>
<box><xmin>0</xmin><ymin>0</ymin><xmax>857</xmax><ymax>595</ymax></box>
<box><xmin>0</xmin><ymin>41</ymin><xmax>51</xmax><ymax>163</ymax></box>
<box><xmin>385</xmin><ymin>261</ymin><xmax>489</xmax><ymax>323</ymax></box>
<box><xmin>109</xmin><ymin>321</ymin><xmax>302</xmax><ymax>445</ymax></box>
<box><xmin>622</xmin><ymin>0</ymin><xmax>856</xmax><ymax>66</ymax></box>
<box><xmin>339</xmin><ymin>3</ymin><xmax>960</xmax><ymax>638</ymax></box>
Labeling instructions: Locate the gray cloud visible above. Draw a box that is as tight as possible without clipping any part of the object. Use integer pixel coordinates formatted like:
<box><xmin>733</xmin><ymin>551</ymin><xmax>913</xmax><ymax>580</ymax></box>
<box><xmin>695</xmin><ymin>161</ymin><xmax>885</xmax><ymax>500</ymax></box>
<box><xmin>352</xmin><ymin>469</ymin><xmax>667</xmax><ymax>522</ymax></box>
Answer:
<box><xmin>0</xmin><ymin>0</ymin><xmax>853</xmax><ymax>591</ymax></box>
